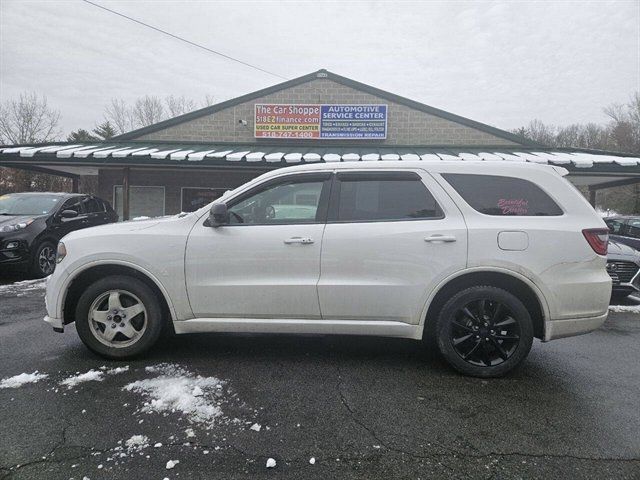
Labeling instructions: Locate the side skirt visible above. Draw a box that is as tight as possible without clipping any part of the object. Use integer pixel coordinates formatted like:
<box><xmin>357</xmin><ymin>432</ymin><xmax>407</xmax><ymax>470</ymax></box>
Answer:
<box><xmin>173</xmin><ymin>318</ymin><xmax>422</xmax><ymax>339</ymax></box>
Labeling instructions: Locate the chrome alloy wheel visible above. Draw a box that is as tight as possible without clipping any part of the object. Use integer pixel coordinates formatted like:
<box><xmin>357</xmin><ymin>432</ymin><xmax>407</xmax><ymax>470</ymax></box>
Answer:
<box><xmin>88</xmin><ymin>290</ymin><xmax>147</xmax><ymax>348</ymax></box>
<box><xmin>38</xmin><ymin>246</ymin><xmax>56</xmax><ymax>275</ymax></box>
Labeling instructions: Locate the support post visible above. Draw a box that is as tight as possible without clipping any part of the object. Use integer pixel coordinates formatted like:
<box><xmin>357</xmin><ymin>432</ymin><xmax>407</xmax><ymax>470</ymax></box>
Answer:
<box><xmin>589</xmin><ymin>189</ymin><xmax>596</xmax><ymax>208</ymax></box>
<box><xmin>122</xmin><ymin>167</ymin><xmax>130</xmax><ymax>221</ymax></box>
<box><xmin>72</xmin><ymin>177</ymin><xmax>79</xmax><ymax>193</ymax></box>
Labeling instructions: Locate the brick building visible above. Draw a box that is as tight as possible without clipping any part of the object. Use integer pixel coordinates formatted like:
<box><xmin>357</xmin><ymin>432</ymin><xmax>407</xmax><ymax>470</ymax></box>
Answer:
<box><xmin>1</xmin><ymin>69</ymin><xmax>639</xmax><ymax>219</ymax></box>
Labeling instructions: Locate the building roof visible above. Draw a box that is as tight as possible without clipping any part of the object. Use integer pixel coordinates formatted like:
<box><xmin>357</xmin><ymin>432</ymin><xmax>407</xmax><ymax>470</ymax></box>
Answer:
<box><xmin>2</xmin><ymin>141</ymin><xmax>638</xmax><ymax>173</ymax></box>
<box><xmin>112</xmin><ymin>69</ymin><xmax>538</xmax><ymax>147</ymax></box>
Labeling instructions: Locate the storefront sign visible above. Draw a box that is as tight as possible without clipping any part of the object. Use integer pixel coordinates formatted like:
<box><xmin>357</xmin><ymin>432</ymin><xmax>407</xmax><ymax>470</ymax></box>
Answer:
<box><xmin>254</xmin><ymin>104</ymin><xmax>387</xmax><ymax>139</ymax></box>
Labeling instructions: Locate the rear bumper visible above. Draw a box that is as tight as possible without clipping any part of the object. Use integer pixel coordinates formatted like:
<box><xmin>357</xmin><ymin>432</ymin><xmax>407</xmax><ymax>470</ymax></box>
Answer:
<box><xmin>545</xmin><ymin>312</ymin><xmax>608</xmax><ymax>341</ymax></box>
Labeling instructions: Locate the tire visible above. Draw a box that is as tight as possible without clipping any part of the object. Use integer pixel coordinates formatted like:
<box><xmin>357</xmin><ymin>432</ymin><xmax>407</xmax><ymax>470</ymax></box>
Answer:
<box><xmin>436</xmin><ymin>286</ymin><xmax>534</xmax><ymax>378</ymax></box>
<box><xmin>75</xmin><ymin>275</ymin><xmax>164</xmax><ymax>359</ymax></box>
<box><xmin>31</xmin><ymin>241</ymin><xmax>57</xmax><ymax>278</ymax></box>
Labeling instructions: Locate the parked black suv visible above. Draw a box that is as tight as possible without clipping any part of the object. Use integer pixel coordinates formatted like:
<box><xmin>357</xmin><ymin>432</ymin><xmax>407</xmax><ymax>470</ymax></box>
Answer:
<box><xmin>604</xmin><ymin>216</ymin><xmax>640</xmax><ymax>251</ymax></box>
<box><xmin>0</xmin><ymin>192</ymin><xmax>117</xmax><ymax>277</ymax></box>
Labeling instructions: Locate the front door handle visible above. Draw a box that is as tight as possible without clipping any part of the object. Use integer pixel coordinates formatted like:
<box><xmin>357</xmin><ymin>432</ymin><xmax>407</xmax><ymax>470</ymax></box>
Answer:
<box><xmin>424</xmin><ymin>234</ymin><xmax>456</xmax><ymax>243</ymax></box>
<box><xmin>284</xmin><ymin>237</ymin><xmax>314</xmax><ymax>245</ymax></box>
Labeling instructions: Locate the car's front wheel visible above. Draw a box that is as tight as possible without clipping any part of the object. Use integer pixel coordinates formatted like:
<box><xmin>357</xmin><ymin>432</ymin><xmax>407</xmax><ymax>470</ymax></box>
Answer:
<box><xmin>75</xmin><ymin>275</ymin><xmax>164</xmax><ymax>359</ymax></box>
<box><xmin>436</xmin><ymin>286</ymin><xmax>534</xmax><ymax>378</ymax></box>
<box><xmin>31</xmin><ymin>241</ymin><xmax>57</xmax><ymax>278</ymax></box>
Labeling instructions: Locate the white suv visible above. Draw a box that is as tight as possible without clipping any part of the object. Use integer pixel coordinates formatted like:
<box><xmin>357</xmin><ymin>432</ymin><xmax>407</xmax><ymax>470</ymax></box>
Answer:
<box><xmin>45</xmin><ymin>161</ymin><xmax>612</xmax><ymax>377</ymax></box>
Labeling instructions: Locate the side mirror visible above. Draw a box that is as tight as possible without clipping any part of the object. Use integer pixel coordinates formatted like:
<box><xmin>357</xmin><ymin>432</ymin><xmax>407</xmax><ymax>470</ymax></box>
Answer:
<box><xmin>206</xmin><ymin>203</ymin><xmax>229</xmax><ymax>227</ymax></box>
<box><xmin>60</xmin><ymin>209</ymin><xmax>79</xmax><ymax>219</ymax></box>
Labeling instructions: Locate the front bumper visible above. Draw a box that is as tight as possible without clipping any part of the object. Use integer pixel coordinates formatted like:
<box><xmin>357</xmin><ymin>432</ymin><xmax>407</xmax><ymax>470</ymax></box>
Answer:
<box><xmin>44</xmin><ymin>315</ymin><xmax>64</xmax><ymax>332</ymax></box>
<box><xmin>545</xmin><ymin>312</ymin><xmax>608</xmax><ymax>341</ymax></box>
<box><xmin>607</xmin><ymin>260</ymin><xmax>640</xmax><ymax>294</ymax></box>
<box><xmin>0</xmin><ymin>237</ymin><xmax>30</xmax><ymax>269</ymax></box>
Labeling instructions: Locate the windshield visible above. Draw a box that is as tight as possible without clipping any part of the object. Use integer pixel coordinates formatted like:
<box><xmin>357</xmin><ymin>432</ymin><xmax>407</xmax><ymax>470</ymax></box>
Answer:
<box><xmin>0</xmin><ymin>194</ymin><xmax>63</xmax><ymax>216</ymax></box>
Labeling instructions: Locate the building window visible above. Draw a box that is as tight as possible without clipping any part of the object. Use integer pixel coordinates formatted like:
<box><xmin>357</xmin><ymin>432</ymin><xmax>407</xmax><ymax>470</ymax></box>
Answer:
<box><xmin>114</xmin><ymin>186</ymin><xmax>165</xmax><ymax>220</ymax></box>
<box><xmin>181</xmin><ymin>187</ymin><xmax>228</xmax><ymax>212</ymax></box>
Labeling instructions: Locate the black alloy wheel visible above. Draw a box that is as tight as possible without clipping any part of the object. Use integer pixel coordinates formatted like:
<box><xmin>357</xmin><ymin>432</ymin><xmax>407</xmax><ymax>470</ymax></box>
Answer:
<box><xmin>450</xmin><ymin>299</ymin><xmax>521</xmax><ymax>367</ymax></box>
<box><xmin>436</xmin><ymin>286</ymin><xmax>534</xmax><ymax>378</ymax></box>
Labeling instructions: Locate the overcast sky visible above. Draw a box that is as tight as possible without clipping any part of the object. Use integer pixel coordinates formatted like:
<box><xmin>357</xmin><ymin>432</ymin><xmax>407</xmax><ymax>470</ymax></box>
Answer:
<box><xmin>1</xmin><ymin>0</ymin><xmax>639</xmax><ymax>137</ymax></box>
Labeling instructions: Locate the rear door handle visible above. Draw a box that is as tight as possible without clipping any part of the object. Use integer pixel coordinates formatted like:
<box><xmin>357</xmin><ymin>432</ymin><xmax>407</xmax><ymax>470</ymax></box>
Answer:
<box><xmin>424</xmin><ymin>234</ymin><xmax>457</xmax><ymax>243</ymax></box>
<box><xmin>284</xmin><ymin>237</ymin><xmax>314</xmax><ymax>245</ymax></box>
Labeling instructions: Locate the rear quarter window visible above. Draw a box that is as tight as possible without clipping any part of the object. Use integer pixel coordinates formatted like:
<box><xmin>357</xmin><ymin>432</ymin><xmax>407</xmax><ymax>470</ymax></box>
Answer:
<box><xmin>442</xmin><ymin>174</ymin><xmax>563</xmax><ymax>216</ymax></box>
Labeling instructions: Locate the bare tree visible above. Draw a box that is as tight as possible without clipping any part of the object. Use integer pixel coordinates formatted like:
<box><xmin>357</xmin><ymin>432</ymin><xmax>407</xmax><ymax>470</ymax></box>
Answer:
<box><xmin>0</xmin><ymin>93</ymin><xmax>68</xmax><ymax>193</ymax></box>
<box><xmin>165</xmin><ymin>95</ymin><xmax>197</xmax><ymax>117</ymax></box>
<box><xmin>132</xmin><ymin>95</ymin><xmax>165</xmax><ymax>127</ymax></box>
<box><xmin>0</xmin><ymin>92</ymin><xmax>61</xmax><ymax>144</ymax></box>
<box><xmin>103</xmin><ymin>94</ymin><xmax>214</xmax><ymax>134</ymax></box>
<box><xmin>104</xmin><ymin>98</ymin><xmax>136</xmax><ymax>134</ymax></box>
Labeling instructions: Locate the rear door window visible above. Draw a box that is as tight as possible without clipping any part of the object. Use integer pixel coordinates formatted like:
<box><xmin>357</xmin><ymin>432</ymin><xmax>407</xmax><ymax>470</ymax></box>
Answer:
<box><xmin>82</xmin><ymin>196</ymin><xmax>103</xmax><ymax>213</ymax></box>
<box><xmin>332</xmin><ymin>171</ymin><xmax>443</xmax><ymax>222</ymax></box>
<box><xmin>442</xmin><ymin>174</ymin><xmax>563</xmax><ymax>216</ymax></box>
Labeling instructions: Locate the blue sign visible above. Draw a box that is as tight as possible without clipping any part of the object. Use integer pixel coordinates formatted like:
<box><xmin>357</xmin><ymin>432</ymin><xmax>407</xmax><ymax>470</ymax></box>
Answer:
<box><xmin>319</xmin><ymin>104</ymin><xmax>387</xmax><ymax>139</ymax></box>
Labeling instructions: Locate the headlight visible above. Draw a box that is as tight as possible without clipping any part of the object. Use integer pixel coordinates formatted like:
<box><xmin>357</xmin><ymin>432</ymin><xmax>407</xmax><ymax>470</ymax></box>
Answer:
<box><xmin>0</xmin><ymin>219</ymin><xmax>34</xmax><ymax>233</ymax></box>
<box><xmin>56</xmin><ymin>241</ymin><xmax>67</xmax><ymax>264</ymax></box>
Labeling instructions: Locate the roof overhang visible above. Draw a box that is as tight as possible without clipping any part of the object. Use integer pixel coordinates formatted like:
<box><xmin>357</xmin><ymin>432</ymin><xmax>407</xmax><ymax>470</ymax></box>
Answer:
<box><xmin>2</xmin><ymin>141</ymin><xmax>639</xmax><ymax>190</ymax></box>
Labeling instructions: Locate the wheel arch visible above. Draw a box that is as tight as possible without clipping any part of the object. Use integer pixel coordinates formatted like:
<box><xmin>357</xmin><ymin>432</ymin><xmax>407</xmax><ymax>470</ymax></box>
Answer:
<box><xmin>62</xmin><ymin>262</ymin><xmax>176</xmax><ymax>327</ymax></box>
<box><xmin>421</xmin><ymin>268</ymin><xmax>549</xmax><ymax>341</ymax></box>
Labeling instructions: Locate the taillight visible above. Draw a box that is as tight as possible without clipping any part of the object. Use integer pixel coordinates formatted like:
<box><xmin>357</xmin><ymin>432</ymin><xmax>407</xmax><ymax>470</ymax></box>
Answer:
<box><xmin>582</xmin><ymin>229</ymin><xmax>609</xmax><ymax>255</ymax></box>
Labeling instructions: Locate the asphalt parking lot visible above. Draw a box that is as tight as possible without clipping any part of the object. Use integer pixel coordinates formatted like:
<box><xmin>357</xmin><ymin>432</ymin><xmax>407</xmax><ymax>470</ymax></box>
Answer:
<box><xmin>1</xmin><ymin>278</ymin><xmax>639</xmax><ymax>480</ymax></box>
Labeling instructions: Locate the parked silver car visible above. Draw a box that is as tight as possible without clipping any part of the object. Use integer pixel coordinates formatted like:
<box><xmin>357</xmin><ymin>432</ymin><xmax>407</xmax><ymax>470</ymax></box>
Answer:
<box><xmin>607</xmin><ymin>239</ymin><xmax>640</xmax><ymax>298</ymax></box>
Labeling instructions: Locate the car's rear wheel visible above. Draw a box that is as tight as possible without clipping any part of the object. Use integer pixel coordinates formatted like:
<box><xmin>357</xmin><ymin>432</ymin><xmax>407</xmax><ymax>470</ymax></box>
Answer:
<box><xmin>436</xmin><ymin>286</ymin><xmax>534</xmax><ymax>378</ymax></box>
<box><xmin>31</xmin><ymin>241</ymin><xmax>57</xmax><ymax>278</ymax></box>
<box><xmin>75</xmin><ymin>275</ymin><xmax>163</xmax><ymax>359</ymax></box>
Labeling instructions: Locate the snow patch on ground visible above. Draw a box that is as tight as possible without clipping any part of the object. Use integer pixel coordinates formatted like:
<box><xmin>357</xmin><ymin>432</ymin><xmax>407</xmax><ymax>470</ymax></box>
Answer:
<box><xmin>60</xmin><ymin>369</ymin><xmax>104</xmax><ymax>388</ymax></box>
<box><xmin>125</xmin><ymin>435</ymin><xmax>149</xmax><ymax>450</ymax></box>
<box><xmin>60</xmin><ymin>366</ymin><xmax>129</xmax><ymax>388</ymax></box>
<box><xmin>0</xmin><ymin>277</ymin><xmax>48</xmax><ymax>296</ymax></box>
<box><xmin>609</xmin><ymin>304</ymin><xmax>640</xmax><ymax>313</ymax></box>
<box><xmin>123</xmin><ymin>363</ymin><xmax>228</xmax><ymax>426</ymax></box>
<box><xmin>0</xmin><ymin>371</ymin><xmax>49</xmax><ymax>389</ymax></box>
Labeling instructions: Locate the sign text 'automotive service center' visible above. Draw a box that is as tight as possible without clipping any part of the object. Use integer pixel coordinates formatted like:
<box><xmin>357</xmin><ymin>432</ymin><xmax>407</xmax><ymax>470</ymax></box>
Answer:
<box><xmin>255</xmin><ymin>104</ymin><xmax>388</xmax><ymax>139</ymax></box>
